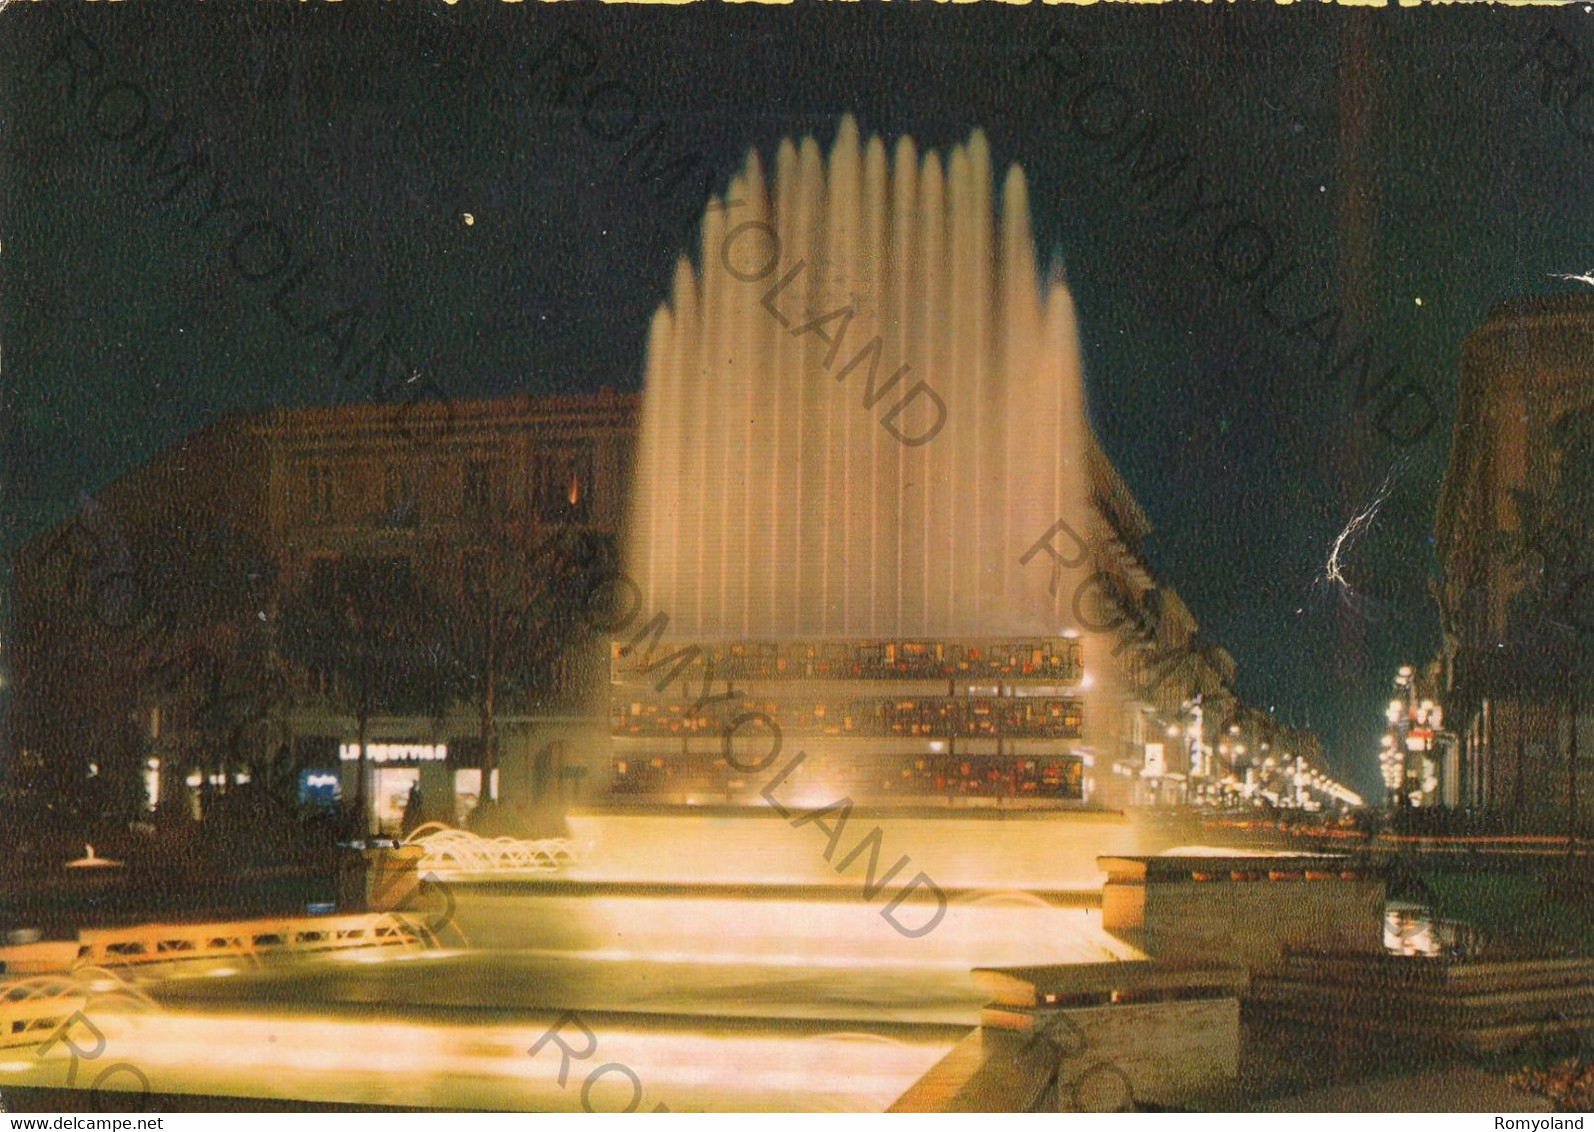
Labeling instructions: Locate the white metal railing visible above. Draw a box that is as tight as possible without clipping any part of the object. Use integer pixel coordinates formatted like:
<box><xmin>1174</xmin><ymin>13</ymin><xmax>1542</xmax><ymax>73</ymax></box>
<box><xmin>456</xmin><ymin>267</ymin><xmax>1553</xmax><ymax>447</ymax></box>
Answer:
<box><xmin>402</xmin><ymin>823</ymin><xmax>576</xmax><ymax>873</ymax></box>
<box><xmin>0</xmin><ymin>968</ymin><xmax>155</xmax><ymax>1049</ymax></box>
<box><xmin>74</xmin><ymin>912</ymin><xmax>436</xmax><ymax>970</ymax></box>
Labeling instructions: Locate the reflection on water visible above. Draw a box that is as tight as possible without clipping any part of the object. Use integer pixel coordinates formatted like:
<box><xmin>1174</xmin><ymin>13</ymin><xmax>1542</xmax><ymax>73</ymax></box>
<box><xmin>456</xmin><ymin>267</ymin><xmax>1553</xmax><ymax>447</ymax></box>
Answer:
<box><xmin>7</xmin><ymin>885</ymin><xmax>1140</xmax><ymax>1110</ymax></box>
<box><xmin>10</xmin><ymin>882</ymin><xmax>1130</xmax><ymax>1110</ymax></box>
<box><xmin>1384</xmin><ymin>902</ymin><xmax>1488</xmax><ymax>958</ymax></box>
<box><xmin>16</xmin><ymin>1010</ymin><xmax>955</xmax><ymax>1113</ymax></box>
<box><xmin>11</xmin><ymin>814</ymin><xmax>1275</xmax><ymax>1108</ymax></box>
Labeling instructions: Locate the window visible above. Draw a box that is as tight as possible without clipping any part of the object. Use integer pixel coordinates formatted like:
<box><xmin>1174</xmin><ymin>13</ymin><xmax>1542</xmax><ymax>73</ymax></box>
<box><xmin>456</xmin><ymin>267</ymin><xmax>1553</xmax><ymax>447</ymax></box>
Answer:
<box><xmin>464</xmin><ymin>460</ymin><xmax>493</xmax><ymax>517</ymax></box>
<box><xmin>306</xmin><ymin>466</ymin><xmax>334</xmax><ymax>519</ymax></box>
<box><xmin>308</xmin><ymin>556</ymin><xmax>340</xmax><ymax>590</ymax></box>
<box><xmin>535</xmin><ymin>448</ymin><xmax>594</xmax><ymax>524</ymax></box>
<box><xmin>374</xmin><ymin>556</ymin><xmax>414</xmax><ymax>593</ymax></box>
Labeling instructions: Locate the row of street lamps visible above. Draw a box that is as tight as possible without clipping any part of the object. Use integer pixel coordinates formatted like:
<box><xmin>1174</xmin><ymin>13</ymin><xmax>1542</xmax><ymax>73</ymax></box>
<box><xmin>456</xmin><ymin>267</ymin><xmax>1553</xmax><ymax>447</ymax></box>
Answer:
<box><xmin>1160</xmin><ymin>696</ymin><xmax>1362</xmax><ymax>811</ymax></box>
<box><xmin>1381</xmin><ymin>664</ymin><xmax>1447</xmax><ymax>808</ymax></box>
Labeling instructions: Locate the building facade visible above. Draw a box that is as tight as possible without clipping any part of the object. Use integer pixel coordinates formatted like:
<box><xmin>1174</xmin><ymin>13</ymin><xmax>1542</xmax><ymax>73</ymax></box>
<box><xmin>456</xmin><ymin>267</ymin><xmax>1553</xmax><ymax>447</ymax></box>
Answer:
<box><xmin>609</xmin><ymin>433</ymin><xmax>1341</xmax><ymax>811</ymax></box>
<box><xmin>1435</xmin><ymin>294</ymin><xmax>1594</xmax><ymax>828</ymax></box>
<box><xmin>12</xmin><ymin>392</ymin><xmax>634</xmax><ymax>832</ymax></box>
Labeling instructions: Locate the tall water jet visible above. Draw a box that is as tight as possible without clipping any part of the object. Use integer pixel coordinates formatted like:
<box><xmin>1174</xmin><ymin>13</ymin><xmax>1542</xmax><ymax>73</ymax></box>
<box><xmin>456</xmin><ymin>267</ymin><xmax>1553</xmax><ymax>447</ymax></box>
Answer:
<box><xmin>616</xmin><ymin>119</ymin><xmax>1097</xmax><ymax>805</ymax></box>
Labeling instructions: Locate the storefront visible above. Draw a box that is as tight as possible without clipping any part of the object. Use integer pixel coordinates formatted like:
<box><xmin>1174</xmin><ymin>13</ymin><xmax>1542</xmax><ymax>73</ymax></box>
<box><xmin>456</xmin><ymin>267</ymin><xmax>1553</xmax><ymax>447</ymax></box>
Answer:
<box><xmin>337</xmin><ymin>742</ymin><xmax>451</xmax><ymax>834</ymax></box>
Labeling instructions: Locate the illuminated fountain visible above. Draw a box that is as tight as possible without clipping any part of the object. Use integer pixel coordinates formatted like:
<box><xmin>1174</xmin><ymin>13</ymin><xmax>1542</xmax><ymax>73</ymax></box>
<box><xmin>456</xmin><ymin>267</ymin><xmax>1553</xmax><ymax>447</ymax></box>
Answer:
<box><xmin>10</xmin><ymin>123</ymin><xmax>1189</xmax><ymax>1114</ymax></box>
<box><xmin>616</xmin><ymin>117</ymin><xmax>1100</xmax><ymax>809</ymax></box>
<box><xmin>631</xmin><ymin>116</ymin><xmax>1088</xmax><ymax>641</ymax></box>
<box><xmin>553</xmin><ymin>120</ymin><xmax>1165</xmax><ymax>1016</ymax></box>
<box><xmin>401</xmin><ymin>823</ymin><xmax>577</xmax><ymax>876</ymax></box>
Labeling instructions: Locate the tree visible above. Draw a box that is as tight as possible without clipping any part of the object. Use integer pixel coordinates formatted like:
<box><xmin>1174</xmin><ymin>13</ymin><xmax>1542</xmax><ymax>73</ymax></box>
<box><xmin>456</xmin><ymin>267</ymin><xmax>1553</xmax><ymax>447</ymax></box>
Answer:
<box><xmin>143</xmin><ymin>625</ymin><xmax>296</xmax><ymax>823</ymax></box>
<box><xmin>128</xmin><ymin>514</ymin><xmax>291</xmax><ymax>823</ymax></box>
<box><xmin>14</xmin><ymin>507</ymin><xmax>291</xmax><ymax>856</ymax></box>
<box><xmin>280</xmin><ymin>559</ymin><xmax>455</xmax><ymax>836</ymax></box>
<box><xmin>441</xmin><ymin>522</ymin><xmax>618</xmax><ymax>816</ymax></box>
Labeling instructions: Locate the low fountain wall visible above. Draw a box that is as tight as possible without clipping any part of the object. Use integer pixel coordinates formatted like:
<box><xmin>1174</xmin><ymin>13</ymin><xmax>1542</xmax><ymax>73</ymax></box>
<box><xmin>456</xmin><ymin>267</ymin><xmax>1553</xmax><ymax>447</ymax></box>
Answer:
<box><xmin>562</xmin><ymin>806</ymin><xmax>1262</xmax><ymax>892</ymax></box>
<box><xmin>891</xmin><ymin>962</ymin><xmax>1247</xmax><ymax>1111</ymax></box>
<box><xmin>1100</xmin><ymin>853</ymin><xmax>1384</xmax><ymax>970</ymax></box>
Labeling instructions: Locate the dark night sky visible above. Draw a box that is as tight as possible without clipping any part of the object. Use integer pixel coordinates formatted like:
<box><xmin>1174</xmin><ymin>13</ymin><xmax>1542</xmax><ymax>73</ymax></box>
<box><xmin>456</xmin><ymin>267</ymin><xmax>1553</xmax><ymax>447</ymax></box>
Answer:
<box><xmin>4</xmin><ymin>1</ymin><xmax>1590</xmax><ymax>797</ymax></box>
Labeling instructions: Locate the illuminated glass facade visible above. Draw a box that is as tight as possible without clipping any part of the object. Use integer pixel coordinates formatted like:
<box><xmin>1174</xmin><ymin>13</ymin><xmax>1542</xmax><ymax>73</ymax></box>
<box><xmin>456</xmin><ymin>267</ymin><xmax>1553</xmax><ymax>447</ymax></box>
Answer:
<box><xmin>611</xmin><ymin>637</ymin><xmax>1089</xmax><ymax>805</ymax></box>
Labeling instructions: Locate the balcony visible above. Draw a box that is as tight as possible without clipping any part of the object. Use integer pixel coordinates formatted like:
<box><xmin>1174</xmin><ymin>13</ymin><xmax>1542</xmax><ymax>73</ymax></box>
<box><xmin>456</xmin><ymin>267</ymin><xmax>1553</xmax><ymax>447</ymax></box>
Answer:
<box><xmin>614</xmin><ymin>638</ymin><xmax>1086</xmax><ymax>686</ymax></box>
<box><xmin>613</xmin><ymin>693</ymin><xmax>1086</xmax><ymax>741</ymax></box>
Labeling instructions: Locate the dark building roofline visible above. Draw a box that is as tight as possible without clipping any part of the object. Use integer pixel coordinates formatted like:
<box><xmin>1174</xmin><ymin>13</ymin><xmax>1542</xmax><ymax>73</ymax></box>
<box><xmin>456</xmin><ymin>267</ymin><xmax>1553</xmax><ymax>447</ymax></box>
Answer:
<box><xmin>1480</xmin><ymin>290</ymin><xmax>1594</xmax><ymax>326</ymax></box>
<box><xmin>11</xmin><ymin>389</ymin><xmax>641</xmax><ymax>567</ymax></box>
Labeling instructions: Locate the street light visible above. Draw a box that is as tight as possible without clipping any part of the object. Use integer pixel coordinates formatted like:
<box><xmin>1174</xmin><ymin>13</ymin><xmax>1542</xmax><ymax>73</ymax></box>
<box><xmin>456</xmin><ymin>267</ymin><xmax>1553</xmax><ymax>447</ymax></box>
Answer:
<box><xmin>1380</xmin><ymin>733</ymin><xmax>1403</xmax><ymax>801</ymax></box>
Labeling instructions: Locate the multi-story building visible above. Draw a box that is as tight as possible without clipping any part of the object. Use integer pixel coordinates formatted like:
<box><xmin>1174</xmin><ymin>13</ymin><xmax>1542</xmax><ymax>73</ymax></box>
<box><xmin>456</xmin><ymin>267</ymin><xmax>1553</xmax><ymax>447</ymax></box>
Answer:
<box><xmin>1435</xmin><ymin>293</ymin><xmax>1594</xmax><ymax>828</ymax></box>
<box><xmin>1378</xmin><ymin>662</ymin><xmax>1455</xmax><ymax>810</ymax></box>
<box><xmin>1086</xmin><ymin>449</ymin><xmax>1343</xmax><ymax>811</ymax></box>
<box><xmin>12</xmin><ymin>392</ymin><xmax>635</xmax><ymax>831</ymax></box>
<box><xmin>608</xmin><ymin>433</ymin><xmax>1298</xmax><ymax>811</ymax></box>
<box><xmin>1086</xmin><ymin>449</ymin><xmax>1244</xmax><ymax>807</ymax></box>
<box><xmin>610</xmin><ymin>633</ymin><xmax>1091</xmax><ymax>806</ymax></box>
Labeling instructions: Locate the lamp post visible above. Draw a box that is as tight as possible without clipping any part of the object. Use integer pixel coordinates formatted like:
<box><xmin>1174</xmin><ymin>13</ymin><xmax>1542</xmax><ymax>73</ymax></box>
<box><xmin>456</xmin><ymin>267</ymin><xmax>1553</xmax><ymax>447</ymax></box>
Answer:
<box><xmin>1381</xmin><ymin>664</ymin><xmax>1444</xmax><ymax>811</ymax></box>
<box><xmin>1380</xmin><ymin>733</ymin><xmax>1402</xmax><ymax>808</ymax></box>
<box><xmin>1185</xmin><ymin>694</ymin><xmax>1206</xmax><ymax>798</ymax></box>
